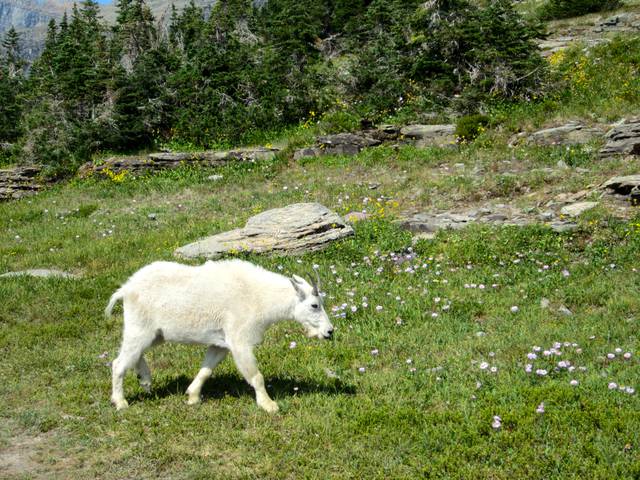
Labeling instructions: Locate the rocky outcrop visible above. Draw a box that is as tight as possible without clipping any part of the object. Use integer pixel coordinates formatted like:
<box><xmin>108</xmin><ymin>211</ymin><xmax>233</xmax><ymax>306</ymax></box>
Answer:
<box><xmin>599</xmin><ymin>119</ymin><xmax>640</xmax><ymax>157</ymax></box>
<box><xmin>560</xmin><ymin>201</ymin><xmax>599</xmax><ymax>217</ymax></box>
<box><xmin>400</xmin><ymin>124</ymin><xmax>456</xmax><ymax>148</ymax></box>
<box><xmin>175</xmin><ymin>203</ymin><xmax>354</xmax><ymax>259</ymax></box>
<box><xmin>79</xmin><ymin>147</ymin><xmax>279</xmax><ymax>177</ymax></box>
<box><xmin>398</xmin><ymin>203</ymin><xmax>586</xmax><ymax>237</ymax></box>
<box><xmin>519</xmin><ymin>122</ymin><xmax>605</xmax><ymax>146</ymax></box>
<box><xmin>601</xmin><ymin>174</ymin><xmax>640</xmax><ymax>204</ymax></box>
<box><xmin>594</xmin><ymin>12</ymin><xmax>640</xmax><ymax>33</ymax></box>
<box><xmin>293</xmin><ymin>133</ymin><xmax>380</xmax><ymax>160</ymax></box>
<box><xmin>0</xmin><ymin>165</ymin><xmax>42</xmax><ymax>201</ymax></box>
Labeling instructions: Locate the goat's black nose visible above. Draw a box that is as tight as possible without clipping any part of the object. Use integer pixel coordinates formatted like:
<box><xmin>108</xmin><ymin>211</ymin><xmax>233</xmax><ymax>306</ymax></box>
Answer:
<box><xmin>326</xmin><ymin>328</ymin><xmax>334</xmax><ymax>339</ymax></box>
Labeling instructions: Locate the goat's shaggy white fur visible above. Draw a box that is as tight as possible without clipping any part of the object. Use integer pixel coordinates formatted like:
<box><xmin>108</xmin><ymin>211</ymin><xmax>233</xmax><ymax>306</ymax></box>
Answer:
<box><xmin>106</xmin><ymin>259</ymin><xmax>333</xmax><ymax>412</ymax></box>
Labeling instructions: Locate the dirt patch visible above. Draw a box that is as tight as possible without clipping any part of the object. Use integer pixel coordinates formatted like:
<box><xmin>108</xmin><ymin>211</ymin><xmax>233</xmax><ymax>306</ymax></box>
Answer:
<box><xmin>0</xmin><ymin>428</ymin><xmax>50</xmax><ymax>478</ymax></box>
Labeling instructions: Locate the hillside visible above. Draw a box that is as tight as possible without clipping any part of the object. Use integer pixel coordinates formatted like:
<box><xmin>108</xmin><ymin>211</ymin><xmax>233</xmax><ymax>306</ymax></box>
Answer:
<box><xmin>1</xmin><ymin>0</ymin><xmax>640</xmax><ymax>478</ymax></box>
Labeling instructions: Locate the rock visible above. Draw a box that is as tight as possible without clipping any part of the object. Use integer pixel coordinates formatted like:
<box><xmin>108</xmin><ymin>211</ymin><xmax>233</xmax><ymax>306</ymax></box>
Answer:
<box><xmin>147</xmin><ymin>213</ymin><xmax>157</xmax><ymax>220</ymax></box>
<box><xmin>398</xmin><ymin>206</ymin><xmax>534</xmax><ymax>233</ymax></box>
<box><xmin>0</xmin><ymin>269</ymin><xmax>80</xmax><ymax>279</ymax></box>
<box><xmin>601</xmin><ymin>174</ymin><xmax>640</xmax><ymax>204</ymax></box>
<box><xmin>560</xmin><ymin>201</ymin><xmax>598</xmax><ymax>217</ymax></box>
<box><xmin>80</xmin><ymin>147</ymin><xmax>279</xmax><ymax>176</ymax></box>
<box><xmin>599</xmin><ymin>118</ymin><xmax>640</xmax><ymax>157</ymax></box>
<box><xmin>0</xmin><ymin>165</ymin><xmax>43</xmax><ymax>201</ymax></box>
<box><xmin>596</xmin><ymin>13</ymin><xmax>640</xmax><ymax>32</ymax></box>
<box><xmin>400</xmin><ymin>124</ymin><xmax>456</xmax><ymax>148</ymax></box>
<box><xmin>175</xmin><ymin>203</ymin><xmax>354</xmax><ymax>259</ymax></box>
<box><xmin>208</xmin><ymin>174</ymin><xmax>224</xmax><ymax>181</ymax></box>
<box><xmin>293</xmin><ymin>133</ymin><xmax>380</xmax><ymax>160</ymax></box>
<box><xmin>363</xmin><ymin>124</ymin><xmax>401</xmax><ymax>142</ymax></box>
<box><xmin>550</xmin><ymin>221</ymin><xmax>578</xmax><ymax>233</ymax></box>
<box><xmin>558</xmin><ymin>305</ymin><xmax>573</xmax><ymax>316</ymax></box>
<box><xmin>525</xmin><ymin>122</ymin><xmax>604</xmax><ymax>146</ymax></box>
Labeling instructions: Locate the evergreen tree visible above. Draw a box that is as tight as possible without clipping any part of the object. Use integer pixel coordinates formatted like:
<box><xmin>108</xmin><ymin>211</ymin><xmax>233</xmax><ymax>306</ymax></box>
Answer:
<box><xmin>0</xmin><ymin>27</ymin><xmax>25</xmax><ymax>141</ymax></box>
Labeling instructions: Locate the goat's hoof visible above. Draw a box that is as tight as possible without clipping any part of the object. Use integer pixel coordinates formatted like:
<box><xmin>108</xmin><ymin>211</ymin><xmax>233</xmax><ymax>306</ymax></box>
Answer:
<box><xmin>113</xmin><ymin>399</ymin><xmax>129</xmax><ymax>411</ymax></box>
<box><xmin>187</xmin><ymin>395</ymin><xmax>201</xmax><ymax>405</ymax></box>
<box><xmin>140</xmin><ymin>383</ymin><xmax>151</xmax><ymax>394</ymax></box>
<box><xmin>259</xmin><ymin>400</ymin><xmax>279</xmax><ymax>413</ymax></box>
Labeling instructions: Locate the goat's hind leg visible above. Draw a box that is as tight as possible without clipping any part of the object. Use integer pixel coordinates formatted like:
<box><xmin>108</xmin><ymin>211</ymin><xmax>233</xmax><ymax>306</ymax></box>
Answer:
<box><xmin>136</xmin><ymin>356</ymin><xmax>152</xmax><ymax>393</ymax></box>
<box><xmin>111</xmin><ymin>331</ymin><xmax>154</xmax><ymax>410</ymax></box>
<box><xmin>186</xmin><ymin>345</ymin><xmax>228</xmax><ymax>405</ymax></box>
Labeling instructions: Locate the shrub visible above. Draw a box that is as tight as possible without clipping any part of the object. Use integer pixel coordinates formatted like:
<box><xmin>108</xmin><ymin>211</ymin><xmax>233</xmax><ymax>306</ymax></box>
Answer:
<box><xmin>455</xmin><ymin>114</ymin><xmax>490</xmax><ymax>142</ymax></box>
<box><xmin>538</xmin><ymin>0</ymin><xmax>622</xmax><ymax>20</ymax></box>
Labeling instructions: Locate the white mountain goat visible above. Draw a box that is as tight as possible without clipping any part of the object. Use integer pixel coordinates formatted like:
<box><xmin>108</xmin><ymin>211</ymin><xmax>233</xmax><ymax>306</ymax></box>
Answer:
<box><xmin>105</xmin><ymin>259</ymin><xmax>333</xmax><ymax>413</ymax></box>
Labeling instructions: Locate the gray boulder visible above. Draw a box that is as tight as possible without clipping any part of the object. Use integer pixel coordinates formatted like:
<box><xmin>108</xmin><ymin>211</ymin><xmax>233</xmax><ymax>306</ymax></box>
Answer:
<box><xmin>175</xmin><ymin>203</ymin><xmax>354</xmax><ymax>259</ymax></box>
<box><xmin>526</xmin><ymin>122</ymin><xmax>604</xmax><ymax>146</ymax></box>
<box><xmin>0</xmin><ymin>269</ymin><xmax>80</xmax><ymax>279</ymax></box>
<box><xmin>599</xmin><ymin>118</ymin><xmax>640</xmax><ymax>157</ymax></box>
<box><xmin>400</xmin><ymin>124</ymin><xmax>456</xmax><ymax>147</ymax></box>
<box><xmin>601</xmin><ymin>174</ymin><xmax>640</xmax><ymax>204</ymax></box>
<box><xmin>560</xmin><ymin>202</ymin><xmax>599</xmax><ymax>217</ymax></box>
<box><xmin>293</xmin><ymin>133</ymin><xmax>380</xmax><ymax>160</ymax></box>
<box><xmin>0</xmin><ymin>165</ymin><xmax>43</xmax><ymax>201</ymax></box>
<box><xmin>80</xmin><ymin>147</ymin><xmax>279</xmax><ymax>176</ymax></box>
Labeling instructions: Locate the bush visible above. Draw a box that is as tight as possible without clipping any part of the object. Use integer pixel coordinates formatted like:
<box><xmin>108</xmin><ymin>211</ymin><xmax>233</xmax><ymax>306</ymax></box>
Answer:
<box><xmin>538</xmin><ymin>0</ymin><xmax>622</xmax><ymax>20</ymax></box>
<box><xmin>455</xmin><ymin>114</ymin><xmax>490</xmax><ymax>142</ymax></box>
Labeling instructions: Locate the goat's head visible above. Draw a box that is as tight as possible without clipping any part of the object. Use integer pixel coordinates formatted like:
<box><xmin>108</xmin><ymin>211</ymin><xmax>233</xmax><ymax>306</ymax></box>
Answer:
<box><xmin>290</xmin><ymin>274</ymin><xmax>334</xmax><ymax>340</ymax></box>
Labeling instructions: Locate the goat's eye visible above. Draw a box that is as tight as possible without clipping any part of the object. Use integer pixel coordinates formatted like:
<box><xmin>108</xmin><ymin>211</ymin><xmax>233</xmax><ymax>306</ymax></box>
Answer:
<box><xmin>311</xmin><ymin>304</ymin><xmax>319</xmax><ymax>309</ymax></box>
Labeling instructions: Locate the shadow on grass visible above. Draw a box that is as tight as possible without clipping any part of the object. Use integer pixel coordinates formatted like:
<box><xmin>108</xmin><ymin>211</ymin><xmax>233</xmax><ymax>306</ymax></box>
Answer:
<box><xmin>133</xmin><ymin>373</ymin><xmax>356</xmax><ymax>403</ymax></box>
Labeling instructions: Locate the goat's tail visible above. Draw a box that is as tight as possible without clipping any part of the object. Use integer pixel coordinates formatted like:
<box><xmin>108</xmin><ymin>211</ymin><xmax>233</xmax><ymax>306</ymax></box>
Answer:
<box><xmin>105</xmin><ymin>287</ymin><xmax>126</xmax><ymax>319</ymax></box>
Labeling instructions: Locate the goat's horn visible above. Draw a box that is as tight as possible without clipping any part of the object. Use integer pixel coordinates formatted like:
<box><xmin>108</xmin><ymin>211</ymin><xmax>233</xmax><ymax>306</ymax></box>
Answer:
<box><xmin>310</xmin><ymin>269</ymin><xmax>321</xmax><ymax>295</ymax></box>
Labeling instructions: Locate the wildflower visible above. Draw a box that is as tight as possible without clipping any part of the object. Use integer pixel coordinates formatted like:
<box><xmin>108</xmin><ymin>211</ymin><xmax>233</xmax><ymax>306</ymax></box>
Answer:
<box><xmin>625</xmin><ymin>387</ymin><xmax>635</xmax><ymax>395</ymax></box>
<box><xmin>480</xmin><ymin>362</ymin><xmax>489</xmax><ymax>370</ymax></box>
<box><xmin>624</xmin><ymin>352</ymin><xmax>632</xmax><ymax>359</ymax></box>
<box><xmin>490</xmin><ymin>366</ymin><xmax>498</xmax><ymax>373</ymax></box>
<box><xmin>371</xmin><ymin>349</ymin><xmax>379</xmax><ymax>356</ymax></box>
<box><xmin>358</xmin><ymin>367</ymin><xmax>366</xmax><ymax>373</ymax></box>
<box><xmin>510</xmin><ymin>306</ymin><xmax>519</xmax><ymax>313</ymax></box>
<box><xmin>525</xmin><ymin>364</ymin><xmax>533</xmax><ymax>373</ymax></box>
<box><xmin>608</xmin><ymin>382</ymin><xmax>618</xmax><ymax>390</ymax></box>
<box><xmin>536</xmin><ymin>402</ymin><xmax>545</xmax><ymax>414</ymax></box>
<box><xmin>570</xmin><ymin>379</ymin><xmax>579</xmax><ymax>386</ymax></box>
<box><xmin>527</xmin><ymin>353</ymin><xmax>537</xmax><ymax>360</ymax></box>
<box><xmin>491</xmin><ymin>416</ymin><xmax>502</xmax><ymax>429</ymax></box>
<box><xmin>289</xmin><ymin>341</ymin><xmax>297</xmax><ymax>349</ymax></box>
<box><xmin>607</xmin><ymin>353</ymin><xmax>615</xmax><ymax>359</ymax></box>
<box><xmin>536</xmin><ymin>369</ymin><xmax>548</xmax><ymax>376</ymax></box>
<box><xmin>615</xmin><ymin>348</ymin><xmax>622</xmax><ymax>354</ymax></box>
<box><xmin>375</xmin><ymin>305</ymin><xmax>383</xmax><ymax>312</ymax></box>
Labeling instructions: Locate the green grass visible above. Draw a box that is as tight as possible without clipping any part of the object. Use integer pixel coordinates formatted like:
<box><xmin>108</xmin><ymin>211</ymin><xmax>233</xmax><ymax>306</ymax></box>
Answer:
<box><xmin>2</xmin><ymin>137</ymin><xmax>640</xmax><ymax>478</ymax></box>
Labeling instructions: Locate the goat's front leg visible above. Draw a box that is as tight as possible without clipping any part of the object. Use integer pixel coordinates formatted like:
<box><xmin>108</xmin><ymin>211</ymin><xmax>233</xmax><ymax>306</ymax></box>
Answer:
<box><xmin>231</xmin><ymin>345</ymin><xmax>278</xmax><ymax>413</ymax></box>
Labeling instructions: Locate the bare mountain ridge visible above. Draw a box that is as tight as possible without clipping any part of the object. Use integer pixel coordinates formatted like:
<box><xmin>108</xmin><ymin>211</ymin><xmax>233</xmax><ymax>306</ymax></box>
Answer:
<box><xmin>0</xmin><ymin>0</ymin><xmax>217</xmax><ymax>60</ymax></box>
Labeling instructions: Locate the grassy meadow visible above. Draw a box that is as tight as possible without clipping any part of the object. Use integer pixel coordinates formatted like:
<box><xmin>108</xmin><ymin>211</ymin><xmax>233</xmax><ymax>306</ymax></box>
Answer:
<box><xmin>2</xmin><ymin>34</ymin><xmax>640</xmax><ymax>480</ymax></box>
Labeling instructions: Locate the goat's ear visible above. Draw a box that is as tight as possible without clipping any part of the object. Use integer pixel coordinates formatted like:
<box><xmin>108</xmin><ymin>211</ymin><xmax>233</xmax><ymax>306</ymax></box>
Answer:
<box><xmin>290</xmin><ymin>277</ymin><xmax>306</xmax><ymax>301</ymax></box>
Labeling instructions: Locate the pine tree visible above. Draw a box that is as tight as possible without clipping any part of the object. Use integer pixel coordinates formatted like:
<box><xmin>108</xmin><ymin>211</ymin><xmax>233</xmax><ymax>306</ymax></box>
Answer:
<box><xmin>0</xmin><ymin>27</ymin><xmax>25</xmax><ymax>141</ymax></box>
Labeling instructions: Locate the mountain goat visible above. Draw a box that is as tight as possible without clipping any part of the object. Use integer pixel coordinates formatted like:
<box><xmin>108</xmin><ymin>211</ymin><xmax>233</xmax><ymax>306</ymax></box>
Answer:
<box><xmin>105</xmin><ymin>259</ymin><xmax>333</xmax><ymax>413</ymax></box>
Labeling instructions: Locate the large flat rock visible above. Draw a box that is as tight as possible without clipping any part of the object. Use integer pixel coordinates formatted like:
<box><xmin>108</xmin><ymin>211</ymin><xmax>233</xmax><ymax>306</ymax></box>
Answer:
<box><xmin>0</xmin><ymin>269</ymin><xmax>80</xmax><ymax>279</ymax></box>
<box><xmin>293</xmin><ymin>133</ymin><xmax>380</xmax><ymax>160</ymax></box>
<box><xmin>175</xmin><ymin>203</ymin><xmax>354</xmax><ymax>259</ymax></box>
<box><xmin>600</xmin><ymin>118</ymin><xmax>640</xmax><ymax>157</ymax></box>
<box><xmin>400</xmin><ymin>124</ymin><xmax>456</xmax><ymax>148</ymax></box>
<box><xmin>0</xmin><ymin>165</ymin><xmax>43</xmax><ymax>201</ymax></box>
<box><xmin>602</xmin><ymin>174</ymin><xmax>640</xmax><ymax>204</ymax></box>
<box><xmin>528</xmin><ymin>122</ymin><xmax>604</xmax><ymax>146</ymax></box>
<box><xmin>79</xmin><ymin>147</ymin><xmax>279</xmax><ymax>176</ymax></box>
